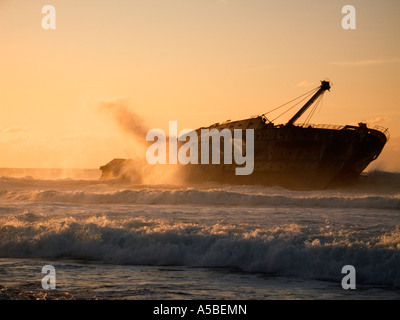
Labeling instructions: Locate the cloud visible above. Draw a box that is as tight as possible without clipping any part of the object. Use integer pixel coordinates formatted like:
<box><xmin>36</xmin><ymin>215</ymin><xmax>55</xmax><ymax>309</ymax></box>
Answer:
<box><xmin>0</xmin><ymin>127</ymin><xmax>29</xmax><ymax>144</ymax></box>
<box><xmin>296</xmin><ymin>80</ymin><xmax>314</xmax><ymax>88</ymax></box>
<box><xmin>349</xmin><ymin>117</ymin><xmax>391</xmax><ymax>128</ymax></box>
<box><xmin>258</xmin><ymin>64</ymin><xmax>288</xmax><ymax>70</ymax></box>
<box><xmin>329</xmin><ymin>59</ymin><xmax>399</xmax><ymax>67</ymax></box>
<box><xmin>365</xmin><ymin>116</ymin><xmax>391</xmax><ymax>126</ymax></box>
<box><xmin>1</xmin><ymin>126</ymin><xmax>28</xmax><ymax>133</ymax></box>
<box><xmin>245</xmin><ymin>64</ymin><xmax>289</xmax><ymax>72</ymax></box>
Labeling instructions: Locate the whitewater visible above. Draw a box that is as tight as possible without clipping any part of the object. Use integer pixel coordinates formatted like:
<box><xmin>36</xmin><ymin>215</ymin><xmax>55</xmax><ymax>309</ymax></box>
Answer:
<box><xmin>0</xmin><ymin>168</ymin><xmax>399</xmax><ymax>300</ymax></box>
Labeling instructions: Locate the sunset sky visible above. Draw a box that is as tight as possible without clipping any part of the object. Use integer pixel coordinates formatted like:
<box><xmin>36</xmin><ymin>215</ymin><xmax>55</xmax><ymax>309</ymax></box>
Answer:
<box><xmin>1</xmin><ymin>0</ymin><xmax>399</xmax><ymax>170</ymax></box>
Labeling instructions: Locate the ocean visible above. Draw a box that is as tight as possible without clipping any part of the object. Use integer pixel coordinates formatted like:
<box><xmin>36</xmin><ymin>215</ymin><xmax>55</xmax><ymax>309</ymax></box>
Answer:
<box><xmin>0</xmin><ymin>168</ymin><xmax>399</xmax><ymax>300</ymax></box>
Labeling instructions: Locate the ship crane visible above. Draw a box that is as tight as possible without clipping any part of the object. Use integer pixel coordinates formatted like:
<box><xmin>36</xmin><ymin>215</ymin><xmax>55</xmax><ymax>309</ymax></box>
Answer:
<box><xmin>286</xmin><ymin>80</ymin><xmax>331</xmax><ymax>126</ymax></box>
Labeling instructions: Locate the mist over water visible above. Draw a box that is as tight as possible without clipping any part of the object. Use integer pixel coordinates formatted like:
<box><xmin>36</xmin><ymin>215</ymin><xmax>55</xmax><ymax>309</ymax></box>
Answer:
<box><xmin>98</xmin><ymin>100</ymin><xmax>188</xmax><ymax>185</ymax></box>
<box><xmin>99</xmin><ymin>99</ymin><xmax>149</xmax><ymax>147</ymax></box>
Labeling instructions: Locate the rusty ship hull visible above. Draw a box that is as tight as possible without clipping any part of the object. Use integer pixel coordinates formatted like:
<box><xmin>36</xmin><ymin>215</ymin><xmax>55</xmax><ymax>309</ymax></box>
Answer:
<box><xmin>179</xmin><ymin>117</ymin><xmax>388</xmax><ymax>189</ymax></box>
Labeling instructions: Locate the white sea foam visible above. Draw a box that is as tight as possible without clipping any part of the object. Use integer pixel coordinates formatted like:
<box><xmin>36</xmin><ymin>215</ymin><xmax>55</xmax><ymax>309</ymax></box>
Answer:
<box><xmin>0</xmin><ymin>212</ymin><xmax>399</xmax><ymax>287</ymax></box>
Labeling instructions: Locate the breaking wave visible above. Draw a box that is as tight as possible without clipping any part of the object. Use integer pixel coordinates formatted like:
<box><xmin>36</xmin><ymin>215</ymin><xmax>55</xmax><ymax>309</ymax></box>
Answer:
<box><xmin>0</xmin><ymin>213</ymin><xmax>399</xmax><ymax>287</ymax></box>
<box><xmin>1</xmin><ymin>188</ymin><xmax>399</xmax><ymax>209</ymax></box>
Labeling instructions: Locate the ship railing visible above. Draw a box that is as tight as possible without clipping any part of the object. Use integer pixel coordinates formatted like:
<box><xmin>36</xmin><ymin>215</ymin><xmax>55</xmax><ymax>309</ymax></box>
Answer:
<box><xmin>296</xmin><ymin>123</ymin><xmax>390</xmax><ymax>141</ymax></box>
<box><xmin>296</xmin><ymin>123</ymin><xmax>345</xmax><ymax>130</ymax></box>
<box><xmin>372</xmin><ymin>125</ymin><xmax>390</xmax><ymax>140</ymax></box>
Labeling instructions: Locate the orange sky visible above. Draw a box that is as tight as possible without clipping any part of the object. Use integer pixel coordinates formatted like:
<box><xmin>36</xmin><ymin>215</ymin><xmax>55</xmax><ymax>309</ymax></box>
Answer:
<box><xmin>0</xmin><ymin>0</ymin><xmax>399</xmax><ymax>170</ymax></box>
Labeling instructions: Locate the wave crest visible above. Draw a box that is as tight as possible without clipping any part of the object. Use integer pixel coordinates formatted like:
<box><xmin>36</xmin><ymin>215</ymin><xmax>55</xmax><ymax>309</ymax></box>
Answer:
<box><xmin>2</xmin><ymin>188</ymin><xmax>399</xmax><ymax>209</ymax></box>
<box><xmin>1</xmin><ymin>214</ymin><xmax>399</xmax><ymax>287</ymax></box>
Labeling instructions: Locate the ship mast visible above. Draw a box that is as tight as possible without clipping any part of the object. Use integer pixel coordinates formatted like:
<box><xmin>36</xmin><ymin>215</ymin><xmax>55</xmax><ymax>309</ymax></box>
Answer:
<box><xmin>286</xmin><ymin>80</ymin><xmax>331</xmax><ymax>126</ymax></box>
